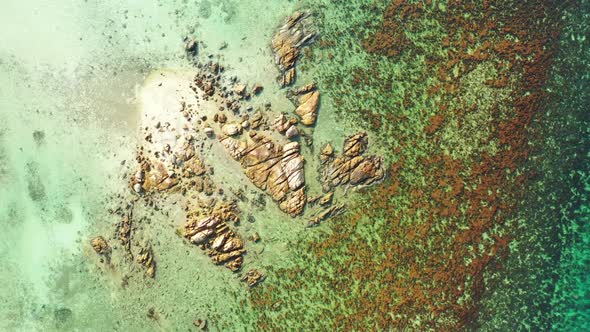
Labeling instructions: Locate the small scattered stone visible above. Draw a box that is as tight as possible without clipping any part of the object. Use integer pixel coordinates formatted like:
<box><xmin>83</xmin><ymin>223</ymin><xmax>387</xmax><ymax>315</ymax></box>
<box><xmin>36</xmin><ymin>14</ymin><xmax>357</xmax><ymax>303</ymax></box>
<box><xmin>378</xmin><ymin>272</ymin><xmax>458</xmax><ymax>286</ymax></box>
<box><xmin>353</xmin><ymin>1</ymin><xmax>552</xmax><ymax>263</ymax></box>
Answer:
<box><xmin>133</xmin><ymin>183</ymin><xmax>143</xmax><ymax>194</ymax></box>
<box><xmin>250</xmin><ymin>232</ymin><xmax>261</xmax><ymax>242</ymax></box>
<box><xmin>233</xmin><ymin>84</ymin><xmax>246</xmax><ymax>96</ymax></box>
<box><xmin>193</xmin><ymin>319</ymin><xmax>207</xmax><ymax>331</ymax></box>
<box><xmin>252</xmin><ymin>84</ymin><xmax>263</xmax><ymax>95</ymax></box>
<box><xmin>217</xmin><ymin>113</ymin><xmax>227</xmax><ymax>123</ymax></box>
<box><xmin>222</xmin><ymin>124</ymin><xmax>240</xmax><ymax>136</ymax></box>
<box><xmin>185</xmin><ymin>38</ymin><xmax>197</xmax><ymax>54</ymax></box>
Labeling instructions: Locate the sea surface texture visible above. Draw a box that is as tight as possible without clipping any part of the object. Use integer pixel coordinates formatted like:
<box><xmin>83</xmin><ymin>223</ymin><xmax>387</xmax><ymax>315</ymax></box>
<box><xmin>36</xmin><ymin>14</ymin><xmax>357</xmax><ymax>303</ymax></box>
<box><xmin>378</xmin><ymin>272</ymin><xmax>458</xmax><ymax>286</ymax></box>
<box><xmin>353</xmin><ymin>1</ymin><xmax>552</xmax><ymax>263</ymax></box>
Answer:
<box><xmin>0</xmin><ymin>0</ymin><xmax>588</xmax><ymax>331</ymax></box>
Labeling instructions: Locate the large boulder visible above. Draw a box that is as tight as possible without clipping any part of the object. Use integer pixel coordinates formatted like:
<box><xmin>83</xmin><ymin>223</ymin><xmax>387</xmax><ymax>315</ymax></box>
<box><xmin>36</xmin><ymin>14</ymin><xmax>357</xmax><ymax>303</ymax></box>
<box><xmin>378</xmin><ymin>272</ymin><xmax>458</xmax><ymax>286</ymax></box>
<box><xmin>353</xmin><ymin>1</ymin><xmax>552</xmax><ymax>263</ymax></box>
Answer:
<box><xmin>295</xmin><ymin>90</ymin><xmax>320</xmax><ymax>126</ymax></box>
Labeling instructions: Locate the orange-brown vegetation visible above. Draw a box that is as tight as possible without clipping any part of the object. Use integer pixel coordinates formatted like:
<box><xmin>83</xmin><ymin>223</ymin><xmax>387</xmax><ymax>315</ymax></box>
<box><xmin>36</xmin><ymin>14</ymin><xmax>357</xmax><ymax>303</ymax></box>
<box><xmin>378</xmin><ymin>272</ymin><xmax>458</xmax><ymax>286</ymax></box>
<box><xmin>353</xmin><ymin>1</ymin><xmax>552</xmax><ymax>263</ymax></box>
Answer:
<box><xmin>250</xmin><ymin>1</ymin><xmax>568</xmax><ymax>330</ymax></box>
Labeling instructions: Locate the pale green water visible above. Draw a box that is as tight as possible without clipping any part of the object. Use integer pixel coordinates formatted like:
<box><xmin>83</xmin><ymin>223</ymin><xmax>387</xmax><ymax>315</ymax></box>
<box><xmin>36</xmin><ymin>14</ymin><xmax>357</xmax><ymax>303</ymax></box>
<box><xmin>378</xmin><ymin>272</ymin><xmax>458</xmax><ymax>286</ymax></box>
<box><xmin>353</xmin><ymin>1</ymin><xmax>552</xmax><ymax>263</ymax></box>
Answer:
<box><xmin>0</xmin><ymin>1</ymin><xmax>321</xmax><ymax>330</ymax></box>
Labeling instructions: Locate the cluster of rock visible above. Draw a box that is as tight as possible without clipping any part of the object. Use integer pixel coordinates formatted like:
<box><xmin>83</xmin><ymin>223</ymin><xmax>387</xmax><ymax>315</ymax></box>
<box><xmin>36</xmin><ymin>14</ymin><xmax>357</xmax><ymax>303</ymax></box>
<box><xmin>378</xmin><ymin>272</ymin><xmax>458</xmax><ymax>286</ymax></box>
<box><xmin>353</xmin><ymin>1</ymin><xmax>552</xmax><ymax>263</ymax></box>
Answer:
<box><xmin>187</xmin><ymin>60</ymin><xmax>274</xmax><ymax>139</ymax></box>
<box><xmin>180</xmin><ymin>34</ymin><xmax>316</xmax><ymax>220</ymax></box>
<box><xmin>273</xmin><ymin>113</ymin><xmax>299</xmax><ymax>138</ymax></box>
<box><xmin>136</xmin><ymin>245</ymin><xmax>157</xmax><ymax>278</ymax></box>
<box><xmin>117</xmin><ymin>211</ymin><xmax>133</xmax><ymax>253</ymax></box>
<box><xmin>321</xmin><ymin>132</ymin><xmax>386</xmax><ymax>191</ymax></box>
<box><xmin>271</xmin><ymin>13</ymin><xmax>320</xmax><ymax>132</ymax></box>
<box><xmin>219</xmin><ymin>132</ymin><xmax>307</xmax><ymax>216</ymax></box>
<box><xmin>183</xmin><ymin>203</ymin><xmax>245</xmax><ymax>272</ymax></box>
<box><xmin>130</xmin><ymin>134</ymin><xmax>220</xmax><ymax>198</ymax></box>
<box><xmin>272</xmin><ymin>11</ymin><xmax>316</xmax><ymax>87</ymax></box>
<box><xmin>91</xmin><ymin>204</ymin><xmax>160</xmax><ymax>279</ymax></box>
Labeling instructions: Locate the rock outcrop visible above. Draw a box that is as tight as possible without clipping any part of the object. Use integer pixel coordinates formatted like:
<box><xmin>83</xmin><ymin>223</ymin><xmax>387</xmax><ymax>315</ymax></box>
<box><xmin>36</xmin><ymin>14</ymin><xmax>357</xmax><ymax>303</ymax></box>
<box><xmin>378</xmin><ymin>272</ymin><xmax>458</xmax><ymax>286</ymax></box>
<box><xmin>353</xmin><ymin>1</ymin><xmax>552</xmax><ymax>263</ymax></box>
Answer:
<box><xmin>321</xmin><ymin>132</ymin><xmax>386</xmax><ymax>190</ymax></box>
<box><xmin>285</xmin><ymin>125</ymin><xmax>299</xmax><ymax>138</ymax></box>
<box><xmin>220</xmin><ymin>133</ymin><xmax>307</xmax><ymax>216</ymax></box>
<box><xmin>273</xmin><ymin>113</ymin><xmax>294</xmax><ymax>133</ymax></box>
<box><xmin>272</xmin><ymin>12</ymin><xmax>316</xmax><ymax>87</ymax></box>
<box><xmin>183</xmin><ymin>203</ymin><xmax>245</xmax><ymax>272</ymax></box>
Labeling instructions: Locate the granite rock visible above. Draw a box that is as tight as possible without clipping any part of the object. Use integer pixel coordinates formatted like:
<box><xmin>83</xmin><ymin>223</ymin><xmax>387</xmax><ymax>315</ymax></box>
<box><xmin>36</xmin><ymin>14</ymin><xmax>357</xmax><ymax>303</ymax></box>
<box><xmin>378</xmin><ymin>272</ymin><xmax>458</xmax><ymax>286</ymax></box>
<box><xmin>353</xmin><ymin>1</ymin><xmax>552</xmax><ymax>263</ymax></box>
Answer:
<box><xmin>219</xmin><ymin>134</ymin><xmax>307</xmax><ymax>216</ymax></box>
<box><xmin>294</xmin><ymin>90</ymin><xmax>320</xmax><ymax>126</ymax></box>
<box><xmin>321</xmin><ymin>132</ymin><xmax>386</xmax><ymax>190</ymax></box>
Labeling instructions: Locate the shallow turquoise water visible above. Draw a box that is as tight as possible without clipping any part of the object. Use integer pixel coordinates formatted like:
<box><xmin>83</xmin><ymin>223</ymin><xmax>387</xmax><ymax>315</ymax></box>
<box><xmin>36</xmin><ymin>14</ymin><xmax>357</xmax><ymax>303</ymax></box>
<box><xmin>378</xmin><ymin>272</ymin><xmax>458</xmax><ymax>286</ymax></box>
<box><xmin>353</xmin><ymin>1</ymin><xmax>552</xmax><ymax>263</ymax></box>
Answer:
<box><xmin>0</xmin><ymin>1</ymin><xmax>302</xmax><ymax>330</ymax></box>
<box><xmin>0</xmin><ymin>1</ymin><xmax>588</xmax><ymax>331</ymax></box>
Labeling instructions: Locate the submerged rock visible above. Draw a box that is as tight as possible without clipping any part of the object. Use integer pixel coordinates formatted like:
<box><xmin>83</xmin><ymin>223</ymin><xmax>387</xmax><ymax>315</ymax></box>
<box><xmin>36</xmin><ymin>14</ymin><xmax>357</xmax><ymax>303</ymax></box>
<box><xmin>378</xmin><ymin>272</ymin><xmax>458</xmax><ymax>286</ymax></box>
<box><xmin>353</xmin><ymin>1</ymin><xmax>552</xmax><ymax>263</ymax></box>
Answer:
<box><xmin>250</xmin><ymin>232</ymin><xmax>261</xmax><ymax>242</ymax></box>
<box><xmin>241</xmin><ymin>269</ymin><xmax>266</xmax><ymax>287</ymax></box>
<box><xmin>185</xmin><ymin>38</ymin><xmax>198</xmax><ymax>54</ymax></box>
<box><xmin>90</xmin><ymin>236</ymin><xmax>110</xmax><ymax>256</ymax></box>
<box><xmin>54</xmin><ymin>308</ymin><xmax>73</xmax><ymax>324</ymax></box>
<box><xmin>252</xmin><ymin>84</ymin><xmax>263</xmax><ymax>95</ymax></box>
<box><xmin>308</xmin><ymin>203</ymin><xmax>346</xmax><ymax>227</ymax></box>
<box><xmin>136</xmin><ymin>245</ymin><xmax>156</xmax><ymax>278</ymax></box>
<box><xmin>320</xmin><ymin>143</ymin><xmax>334</xmax><ymax>164</ymax></box>
<box><xmin>32</xmin><ymin>130</ymin><xmax>45</xmax><ymax>145</ymax></box>
<box><xmin>350</xmin><ymin>156</ymin><xmax>385</xmax><ymax>185</ymax></box>
<box><xmin>193</xmin><ymin>319</ymin><xmax>208</xmax><ymax>331</ymax></box>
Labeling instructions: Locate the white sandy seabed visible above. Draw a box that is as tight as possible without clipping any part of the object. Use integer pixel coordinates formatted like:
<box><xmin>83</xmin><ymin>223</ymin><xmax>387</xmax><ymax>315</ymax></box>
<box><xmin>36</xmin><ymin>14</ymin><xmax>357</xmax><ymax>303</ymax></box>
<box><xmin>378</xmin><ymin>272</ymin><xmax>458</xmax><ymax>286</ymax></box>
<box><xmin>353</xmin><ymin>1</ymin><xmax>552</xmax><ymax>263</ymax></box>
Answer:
<box><xmin>0</xmin><ymin>0</ymin><xmax>339</xmax><ymax>330</ymax></box>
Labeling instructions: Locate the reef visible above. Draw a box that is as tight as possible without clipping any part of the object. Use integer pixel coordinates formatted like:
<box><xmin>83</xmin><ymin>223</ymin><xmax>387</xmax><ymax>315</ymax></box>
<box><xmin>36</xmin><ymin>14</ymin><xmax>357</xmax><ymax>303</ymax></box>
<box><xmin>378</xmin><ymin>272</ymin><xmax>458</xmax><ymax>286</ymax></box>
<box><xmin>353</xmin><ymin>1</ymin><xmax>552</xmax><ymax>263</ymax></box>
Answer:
<box><xmin>247</xmin><ymin>1</ymin><xmax>568</xmax><ymax>331</ymax></box>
